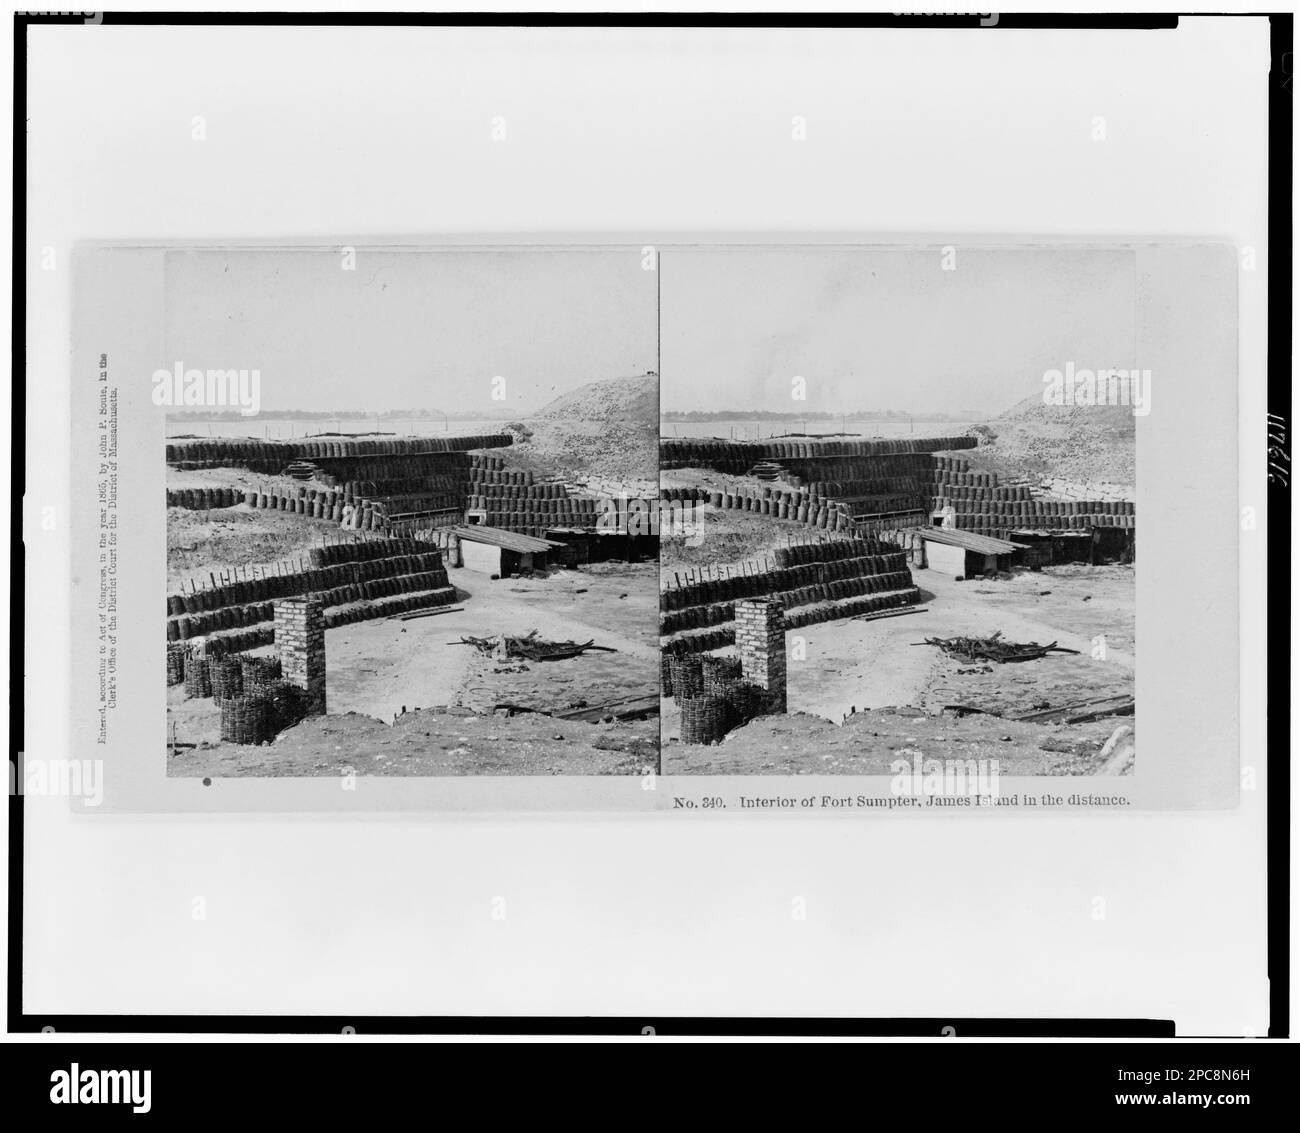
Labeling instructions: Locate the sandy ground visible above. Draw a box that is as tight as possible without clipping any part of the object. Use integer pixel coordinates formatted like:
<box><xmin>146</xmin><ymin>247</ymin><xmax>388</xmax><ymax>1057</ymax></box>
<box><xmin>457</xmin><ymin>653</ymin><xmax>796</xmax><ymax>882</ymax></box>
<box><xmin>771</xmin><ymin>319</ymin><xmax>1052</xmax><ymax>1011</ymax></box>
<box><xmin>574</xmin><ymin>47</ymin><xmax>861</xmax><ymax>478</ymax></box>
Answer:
<box><xmin>662</xmin><ymin>563</ymin><xmax>1134</xmax><ymax>773</ymax></box>
<box><xmin>978</xmin><ymin>403</ymin><xmax>1136</xmax><ymax>491</ymax></box>
<box><xmin>168</xmin><ymin>707</ymin><xmax>656</xmax><ymax>777</ymax></box>
<box><xmin>168</xmin><ymin>562</ymin><xmax>659</xmax><ymax>776</ymax></box>
<box><xmin>661</xmin><ymin>708</ymin><xmax>1133</xmax><ymax>777</ymax></box>
<box><xmin>660</xmin><ymin>496</ymin><xmax>852</xmax><ymax>577</ymax></box>
<box><xmin>167</xmin><ymin>503</ymin><xmax>342</xmax><ymax>590</ymax></box>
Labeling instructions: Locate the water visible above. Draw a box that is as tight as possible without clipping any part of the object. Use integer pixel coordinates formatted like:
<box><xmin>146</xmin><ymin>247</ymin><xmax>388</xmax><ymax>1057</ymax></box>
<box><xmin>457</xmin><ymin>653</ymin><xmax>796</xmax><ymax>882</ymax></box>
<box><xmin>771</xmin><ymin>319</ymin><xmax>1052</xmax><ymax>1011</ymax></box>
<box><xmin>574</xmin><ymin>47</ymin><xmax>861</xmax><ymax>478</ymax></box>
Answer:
<box><xmin>166</xmin><ymin>417</ymin><xmax>516</xmax><ymax>440</ymax></box>
<box><xmin>170</xmin><ymin>416</ymin><xmax>981</xmax><ymax>442</ymax></box>
<box><xmin>660</xmin><ymin>418</ymin><xmax>980</xmax><ymax>440</ymax></box>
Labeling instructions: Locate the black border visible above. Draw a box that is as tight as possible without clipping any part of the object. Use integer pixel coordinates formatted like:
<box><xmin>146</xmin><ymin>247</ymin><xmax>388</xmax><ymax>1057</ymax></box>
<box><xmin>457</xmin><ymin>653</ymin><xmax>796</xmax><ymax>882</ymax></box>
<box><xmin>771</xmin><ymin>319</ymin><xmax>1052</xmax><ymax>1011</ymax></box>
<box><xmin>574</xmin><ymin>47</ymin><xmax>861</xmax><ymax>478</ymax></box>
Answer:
<box><xmin>1265</xmin><ymin>11</ymin><xmax>1291</xmax><ymax>1043</ymax></box>
<box><xmin>9</xmin><ymin>10</ymin><xmax>1288</xmax><ymax>1040</ymax></box>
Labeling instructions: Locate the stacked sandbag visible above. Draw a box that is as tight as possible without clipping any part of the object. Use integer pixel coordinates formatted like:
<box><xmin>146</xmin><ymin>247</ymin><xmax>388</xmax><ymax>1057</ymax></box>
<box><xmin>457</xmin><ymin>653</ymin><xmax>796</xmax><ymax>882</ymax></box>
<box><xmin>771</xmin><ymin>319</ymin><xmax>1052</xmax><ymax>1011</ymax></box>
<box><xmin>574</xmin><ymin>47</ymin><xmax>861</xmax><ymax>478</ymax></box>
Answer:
<box><xmin>308</xmin><ymin>538</ymin><xmax>427</xmax><ymax>568</ymax></box>
<box><xmin>659</xmin><ymin>569</ymin><xmax>916</xmax><ymax>635</ymax></box>
<box><xmin>201</xmin><ymin>625</ymin><xmax>276</xmax><ymax>658</ymax></box>
<box><xmin>940</xmin><ymin>496</ymin><xmax>1137</xmax><ymax>537</ymax></box>
<box><xmin>322</xmin><ymin>585</ymin><xmax>458</xmax><ymax>628</ymax></box>
<box><xmin>166</xmin><ymin>545</ymin><xmax>447</xmax><ymax>641</ymax></box>
<box><xmin>166</xmin><ymin>434</ymin><xmax>511</xmax><ymax>471</ymax></box>
<box><xmin>661</xmin><ymin>587</ymin><xmax>922</xmax><ymax>656</ymax></box>
<box><xmin>166</xmin><ymin>486</ymin><xmax>243</xmax><ymax>509</ymax></box>
<box><xmin>929</xmin><ymin>453</ymin><xmax>1135</xmax><ymax>536</ymax></box>
<box><xmin>659</xmin><ymin>540</ymin><xmax>910</xmax><ymax>634</ymax></box>
<box><xmin>663</xmin><ymin>485</ymin><xmax>858</xmax><ymax>532</ymax></box>
<box><xmin>659</xmin><ymin>434</ymin><xmax>975</xmax><ymax>471</ymax></box>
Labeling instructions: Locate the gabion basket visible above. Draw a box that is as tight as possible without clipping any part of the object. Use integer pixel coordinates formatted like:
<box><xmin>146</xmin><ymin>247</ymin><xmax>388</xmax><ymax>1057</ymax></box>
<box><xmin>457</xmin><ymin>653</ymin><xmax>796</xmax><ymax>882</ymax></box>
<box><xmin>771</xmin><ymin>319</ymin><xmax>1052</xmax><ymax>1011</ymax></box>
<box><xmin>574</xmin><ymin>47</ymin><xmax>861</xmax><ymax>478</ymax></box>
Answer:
<box><xmin>166</xmin><ymin>643</ymin><xmax>185</xmax><ymax>686</ymax></box>
<box><xmin>264</xmin><ymin>679</ymin><xmax>311</xmax><ymax>734</ymax></box>
<box><xmin>669</xmin><ymin>656</ymin><xmax>703</xmax><ymax>701</ymax></box>
<box><xmin>679</xmin><ymin>694</ymin><xmax>730</xmax><ymax>745</ymax></box>
<box><xmin>660</xmin><ymin>654</ymin><xmax>674</xmax><ymax>699</ymax></box>
<box><xmin>727</xmin><ymin>681</ymin><xmax>773</xmax><ymax>728</ymax></box>
<box><xmin>220</xmin><ymin>694</ymin><xmax>271</xmax><ymax>745</ymax></box>
<box><xmin>183</xmin><ymin>655</ymin><xmax>212</xmax><ymax>698</ymax></box>
<box><xmin>208</xmin><ymin>657</ymin><xmax>244</xmax><ymax>702</ymax></box>
<box><xmin>239</xmin><ymin>655</ymin><xmax>282</xmax><ymax>696</ymax></box>
<box><xmin>701</xmin><ymin>655</ymin><xmax>742</xmax><ymax>696</ymax></box>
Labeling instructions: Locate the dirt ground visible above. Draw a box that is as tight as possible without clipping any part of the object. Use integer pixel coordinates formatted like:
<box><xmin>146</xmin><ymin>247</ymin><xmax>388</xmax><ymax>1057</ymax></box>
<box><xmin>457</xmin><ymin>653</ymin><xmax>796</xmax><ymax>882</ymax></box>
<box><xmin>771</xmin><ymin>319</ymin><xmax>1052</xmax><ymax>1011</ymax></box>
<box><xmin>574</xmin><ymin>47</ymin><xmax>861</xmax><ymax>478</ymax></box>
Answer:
<box><xmin>659</xmin><ymin>471</ymin><xmax>854</xmax><ymax>577</ymax></box>
<box><xmin>962</xmin><ymin>398</ymin><xmax>1136</xmax><ymax>495</ymax></box>
<box><xmin>168</xmin><ymin>561</ymin><xmax>659</xmax><ymax>776</ymax></box>
<box><xmin>167</xmin><ymin>503</ymin><xmax>341</xmax><ymax>590</ymax></box>
<box><xmin>168</xmin><ymin>707</ymin><xmax>656</xmax><ymax>777</ymax></box>
<box><xmin>661</xmin><ymin>707</ymin><xmax>1133</xmax><ymax>777</ymax></box>
<box><xmin>663</xmin><ymin>563</ymin><xmax>1134</xmax><ymax>773</ymax></box>
<box><xmin>958</xmin><ymin>563</ymin><xmax>1134</xmax><ymax>655</ymax></box>
<box><xmin>508</xmin><ymin>375</ymin><xmax>659</xmax><ymax>490</ymax></box>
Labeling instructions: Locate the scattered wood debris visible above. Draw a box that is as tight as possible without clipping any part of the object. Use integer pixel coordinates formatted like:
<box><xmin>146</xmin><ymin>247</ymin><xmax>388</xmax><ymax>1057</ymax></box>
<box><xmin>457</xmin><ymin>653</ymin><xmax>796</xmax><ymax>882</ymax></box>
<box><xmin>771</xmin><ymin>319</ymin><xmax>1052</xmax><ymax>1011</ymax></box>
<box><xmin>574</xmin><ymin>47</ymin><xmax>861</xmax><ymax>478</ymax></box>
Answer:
<box><xmin>917</xmin><ymin>631</ymin><xmax>1081</xmax><ymax>663</ymax></box>
<box><xmin>1010</xmin><ymin>695</ymin><xmax>1135</xmax><ymax>724</ymax></box>
<box><xmin>453</xmin><ymin>629</ymin><xmax>618</xmax><ymax>661</ymax></box>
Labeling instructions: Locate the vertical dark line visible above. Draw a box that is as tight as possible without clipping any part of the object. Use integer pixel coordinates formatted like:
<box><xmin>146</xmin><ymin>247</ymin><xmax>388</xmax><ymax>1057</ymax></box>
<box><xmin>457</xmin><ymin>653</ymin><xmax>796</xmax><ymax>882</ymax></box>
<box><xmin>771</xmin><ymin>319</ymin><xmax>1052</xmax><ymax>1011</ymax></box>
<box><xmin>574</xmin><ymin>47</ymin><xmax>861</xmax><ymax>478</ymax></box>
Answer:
<box><xmin>9</xmin><ymin>14</ymin><xmax>28</xmax><ymax>1031</ymax></box>
<box><xmin>1267</xmin><ymin>12</ymin><xmax>1292</xmax><ymax>1040</ymax></box>
<box><xmin>655</xmin><ymin>248</ymin><xmax>662</xmax><ymax>775</ymax></box>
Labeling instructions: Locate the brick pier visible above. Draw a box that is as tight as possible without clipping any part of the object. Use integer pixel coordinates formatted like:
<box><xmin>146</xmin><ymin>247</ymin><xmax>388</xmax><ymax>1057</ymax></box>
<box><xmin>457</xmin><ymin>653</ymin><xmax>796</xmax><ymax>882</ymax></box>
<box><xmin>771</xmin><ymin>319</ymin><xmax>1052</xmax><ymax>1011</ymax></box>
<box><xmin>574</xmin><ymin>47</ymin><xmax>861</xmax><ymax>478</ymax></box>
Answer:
<box><xmin>274</xmin><ymin>596</ymin><xmax>326</xmax><ymax>716</ymax></box>
<box><xmin>735</xmin><ymin>598</ymin><xmax>787</xmax><ymax>714</ymax></box>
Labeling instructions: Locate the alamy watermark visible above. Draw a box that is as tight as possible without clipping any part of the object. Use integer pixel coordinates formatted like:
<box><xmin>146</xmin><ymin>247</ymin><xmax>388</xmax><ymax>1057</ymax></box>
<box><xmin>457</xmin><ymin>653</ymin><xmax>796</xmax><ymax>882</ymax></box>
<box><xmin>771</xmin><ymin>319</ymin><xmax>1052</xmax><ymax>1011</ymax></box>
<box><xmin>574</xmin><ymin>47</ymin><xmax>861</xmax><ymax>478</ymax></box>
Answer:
<box><xmin>1042</xmin><ymin>362</ymin><xmax>1151</xmax><ymax>417</ymax></box>
<box><xmin>890</xmin><ymin>750</ymin><xmax>1001</xmax><ymax>802</ymax></box>
<box><xmin>50</xmin><ymin>1064</ymin><xmax>150</xmax><ymax>1113</ymax></box>
<box><xmin>11</xmin><ymin>758</ymin><xmax>104</xmax><ymax>806</ymax></box>
<box><xmin>151</xmin><ymin>362</ymin><xmax>261</xmax><ymax>416</ymax></box>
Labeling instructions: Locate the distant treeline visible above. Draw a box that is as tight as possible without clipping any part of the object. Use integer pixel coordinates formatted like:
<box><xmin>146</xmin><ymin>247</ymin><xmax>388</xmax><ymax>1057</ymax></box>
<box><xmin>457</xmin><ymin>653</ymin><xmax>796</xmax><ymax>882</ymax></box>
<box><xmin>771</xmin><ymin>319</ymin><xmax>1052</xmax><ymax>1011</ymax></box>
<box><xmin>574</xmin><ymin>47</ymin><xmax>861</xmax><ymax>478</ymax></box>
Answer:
<box><xmin>660</xmin><ymin>409</ymin><xmax>979</xmax><ymax>422</ymax></box>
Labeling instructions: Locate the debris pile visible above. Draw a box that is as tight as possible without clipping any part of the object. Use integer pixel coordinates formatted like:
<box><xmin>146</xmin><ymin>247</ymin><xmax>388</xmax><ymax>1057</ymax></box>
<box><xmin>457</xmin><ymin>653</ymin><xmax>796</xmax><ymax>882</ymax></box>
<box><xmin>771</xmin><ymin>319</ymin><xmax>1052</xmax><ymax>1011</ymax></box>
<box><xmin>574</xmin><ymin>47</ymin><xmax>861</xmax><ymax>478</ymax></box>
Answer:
<box><xmin>455</xmin><ymin>630</ymin><xmax>617</xmax><ymax>662</ymax></box>
<box><xmin>919</xmin><ymin>631</ymin><xmax>1080</xmax><ymax>664</ymax></box>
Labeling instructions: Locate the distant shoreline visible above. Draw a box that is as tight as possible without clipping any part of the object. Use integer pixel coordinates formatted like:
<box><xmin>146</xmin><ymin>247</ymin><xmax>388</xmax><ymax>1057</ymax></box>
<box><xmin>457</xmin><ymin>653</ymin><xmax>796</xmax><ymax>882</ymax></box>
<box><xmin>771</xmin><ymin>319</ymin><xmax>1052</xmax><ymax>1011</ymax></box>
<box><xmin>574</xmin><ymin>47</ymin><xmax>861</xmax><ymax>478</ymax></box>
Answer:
<box><xmin>660</xmin><ymin>412</ymin><xmax>980</xmax><ymax>423</ymax></box>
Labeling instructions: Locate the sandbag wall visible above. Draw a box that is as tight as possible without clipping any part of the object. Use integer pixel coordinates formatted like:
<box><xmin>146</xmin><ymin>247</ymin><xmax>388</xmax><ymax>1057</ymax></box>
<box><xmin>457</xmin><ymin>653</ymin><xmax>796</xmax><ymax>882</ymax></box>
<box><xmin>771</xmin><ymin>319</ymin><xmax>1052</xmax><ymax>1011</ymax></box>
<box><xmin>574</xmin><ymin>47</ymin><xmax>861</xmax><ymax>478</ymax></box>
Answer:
<box><xmin>759</xmin><ymin>452</ymin><xmax>945</xmax><ymax>529</ymax></box>
<box><xmin>466</xmin><ymin>453</ymin><xmax>657</xmax><ymax>539</ymax></box>
<box><xmin>660</xmin><ymin>485</ymin><xmax>856</xmax><ymax>533</ymax></box>
<box><xmin>468</xmin><ymin>454</ymin><xmax>600</xmax><ymax>534</ymax></box>
<box><xmin>166</xmin><ymin>433</ymin><xmax>512</xmax><ymax>471</ymax></box>
<box><xmin>931</xmin><ymin>454</ymin><xmax>1136</xmax><ymax>538</ymax></box>
<box><xmin>238</xmin><ymin>456</ymin><xmax>471</xmax><ymax>531</ymax></box>
<box><xmin>660</xmin><ymin>439</ymin><xmax>976</xmax><ymax>531</ymax></box>
<box><xmin>659</xmin><ymin>434</ymin><xmax>976</xmax><ymax>471</ymax></box>
<box><xmin>659</xmin><ymin>538</ymin><xmax>921</xmax><ymax>648</ymax></box>
<box><xmin>167</xmin><ymin>435</ymin><xmax>513</xmax><ymax>531</ymax></box>
<box><xmin>166</xmin><ymin>538</ymin><xmax>456</xmax><ymax>651</ymax></box>
<box><xmin>167</xmin><ymin>487</ymin><xmax>244</xmax><ymax>510</ymax></box>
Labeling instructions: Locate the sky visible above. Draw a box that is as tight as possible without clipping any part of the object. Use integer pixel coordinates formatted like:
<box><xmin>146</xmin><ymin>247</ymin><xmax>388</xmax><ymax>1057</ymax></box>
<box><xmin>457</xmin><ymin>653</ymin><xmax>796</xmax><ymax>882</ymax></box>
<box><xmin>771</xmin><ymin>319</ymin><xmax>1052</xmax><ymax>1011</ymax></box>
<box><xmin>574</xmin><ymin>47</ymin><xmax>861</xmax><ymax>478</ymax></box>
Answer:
<box><xmin>660</xmin><ymin>248</ymin><xmax>1138</xmax><ymax>416</ymax></box>
<box><xmin>163</xmin><ymin>246</ymin><xmax>1138</xmax><ymax>420</ymax></box>
<box><xmin>164</xmin><ymin>248</ymin><xmax>658</xmax><ymax>415</ymax></box>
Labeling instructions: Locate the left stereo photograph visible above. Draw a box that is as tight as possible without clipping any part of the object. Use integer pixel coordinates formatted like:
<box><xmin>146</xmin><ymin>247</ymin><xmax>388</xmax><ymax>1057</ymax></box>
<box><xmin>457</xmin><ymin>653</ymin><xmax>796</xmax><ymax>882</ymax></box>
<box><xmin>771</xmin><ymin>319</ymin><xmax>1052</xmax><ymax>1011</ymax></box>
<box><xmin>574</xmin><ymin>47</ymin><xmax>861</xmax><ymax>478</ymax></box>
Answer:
<box><xmin>73</xmin><ymin>244</ymin><xmax>664</xmax><ymax>811</ymax></box>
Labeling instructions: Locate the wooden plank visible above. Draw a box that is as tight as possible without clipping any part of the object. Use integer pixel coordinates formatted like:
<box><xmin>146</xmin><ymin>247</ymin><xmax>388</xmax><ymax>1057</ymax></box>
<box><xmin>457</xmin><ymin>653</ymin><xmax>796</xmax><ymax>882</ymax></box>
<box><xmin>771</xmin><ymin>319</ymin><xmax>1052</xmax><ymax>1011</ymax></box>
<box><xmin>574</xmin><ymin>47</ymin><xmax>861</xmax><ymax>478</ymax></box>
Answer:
<box><xmin>1010</xmin><ymin>696</ymin><xmax>1135</xmax><ymax>725</ymax></box>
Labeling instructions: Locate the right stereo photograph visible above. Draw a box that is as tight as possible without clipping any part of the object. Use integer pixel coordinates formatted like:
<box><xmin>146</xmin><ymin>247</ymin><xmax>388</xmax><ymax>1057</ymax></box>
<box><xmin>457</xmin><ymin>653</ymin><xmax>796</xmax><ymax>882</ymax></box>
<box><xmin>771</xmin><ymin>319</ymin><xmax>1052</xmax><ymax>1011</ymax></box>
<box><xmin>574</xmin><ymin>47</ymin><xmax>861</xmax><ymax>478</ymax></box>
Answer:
<box><xmin>658</xmin><ymin>247</ymin><xmax>1138</xmax><ymax>778</ymax></box>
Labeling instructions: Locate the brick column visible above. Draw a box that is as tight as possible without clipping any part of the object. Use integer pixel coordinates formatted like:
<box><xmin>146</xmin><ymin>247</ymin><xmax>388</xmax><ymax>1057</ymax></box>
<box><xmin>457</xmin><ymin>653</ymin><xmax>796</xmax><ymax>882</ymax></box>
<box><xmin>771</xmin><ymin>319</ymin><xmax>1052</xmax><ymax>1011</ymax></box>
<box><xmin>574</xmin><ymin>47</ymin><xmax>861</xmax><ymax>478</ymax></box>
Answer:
<box><xmin>735</xmin><ymin>599</ymin><xmax>786</xmax><ymax>713</ymax></box>
<box><xmin>274</xmin><ymin>597</ymin><xmax>326</xmax><ymax>716</ymax></box>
